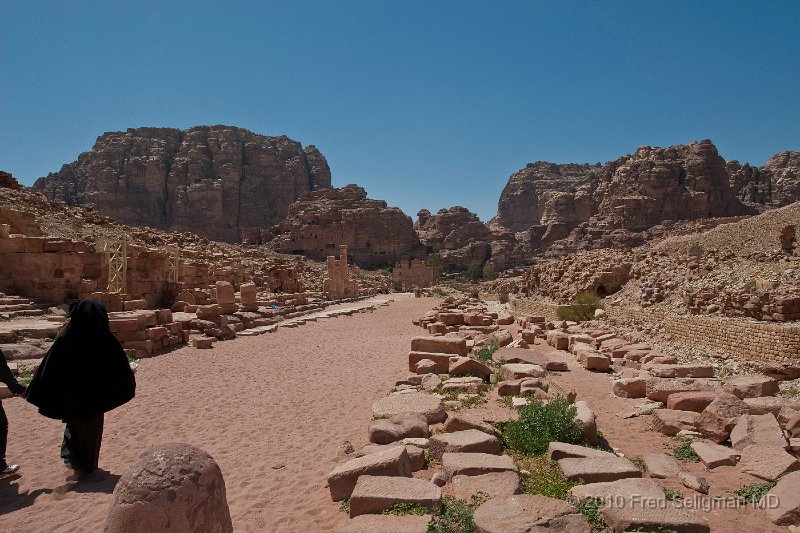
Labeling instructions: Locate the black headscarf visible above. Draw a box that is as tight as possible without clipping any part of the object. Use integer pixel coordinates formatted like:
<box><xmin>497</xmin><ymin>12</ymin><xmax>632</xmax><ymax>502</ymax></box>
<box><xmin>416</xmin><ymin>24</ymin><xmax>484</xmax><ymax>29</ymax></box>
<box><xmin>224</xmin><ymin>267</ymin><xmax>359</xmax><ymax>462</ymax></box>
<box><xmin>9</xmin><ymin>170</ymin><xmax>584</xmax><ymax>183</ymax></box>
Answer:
<box><xmin>26</xmin><ymin>300</ymin><xmax>136</xmax><ymax>420</ymax></box>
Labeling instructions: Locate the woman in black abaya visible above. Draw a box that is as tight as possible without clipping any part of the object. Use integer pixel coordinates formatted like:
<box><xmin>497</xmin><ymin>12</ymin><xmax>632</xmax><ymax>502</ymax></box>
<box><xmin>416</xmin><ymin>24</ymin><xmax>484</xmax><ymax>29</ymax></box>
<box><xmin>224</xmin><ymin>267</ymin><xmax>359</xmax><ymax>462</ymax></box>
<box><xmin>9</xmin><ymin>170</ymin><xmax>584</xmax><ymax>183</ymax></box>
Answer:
<box><xmin>26</xmin><ymin>300</ymin><xmax>135</xmax><ymax>476</ymax></box>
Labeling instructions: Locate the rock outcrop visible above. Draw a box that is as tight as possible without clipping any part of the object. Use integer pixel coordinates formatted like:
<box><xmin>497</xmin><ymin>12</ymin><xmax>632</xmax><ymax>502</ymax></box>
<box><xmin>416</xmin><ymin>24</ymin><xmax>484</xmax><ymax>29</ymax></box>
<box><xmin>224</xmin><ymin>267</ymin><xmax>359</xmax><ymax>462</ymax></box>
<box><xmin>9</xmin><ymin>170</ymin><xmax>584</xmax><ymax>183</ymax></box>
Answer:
<box><xmin>415</xmin><ymin>207</ymin><xmax>492</xmax><ymax>271</ymax></box>
<box><xmin>32</xmin><ymin>126</ymin><xmax>331</xmax><ymax>243</ymax></box>
<box><xmin>496</xmin><ymin>140</ymin><xmax>748</xmax><ymax>235</ymax></box>
<box><xmin>729</xmin><ymin>151</ymin><xmax>800</xmax><ymax>210</ymax></box>
<box><xmin>270</xmin><ymin>185</ymin><xmax>421</xmax><ymax>267</ymax></box>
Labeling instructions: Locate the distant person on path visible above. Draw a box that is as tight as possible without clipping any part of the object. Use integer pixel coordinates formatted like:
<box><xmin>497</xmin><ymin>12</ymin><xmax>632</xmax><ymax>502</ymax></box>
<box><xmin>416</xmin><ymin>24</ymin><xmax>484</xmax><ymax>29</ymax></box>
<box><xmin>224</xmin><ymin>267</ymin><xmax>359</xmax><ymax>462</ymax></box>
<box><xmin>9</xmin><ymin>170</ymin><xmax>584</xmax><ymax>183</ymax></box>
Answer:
<box><xmin>0</xmin><ymin>348</ymin><xmax>26</xmax><ymax>477</ymax></box>
<box><xmin>26</xmin><ymin>300</ymin><xmax>135</xmax><ymax>478</ymax></box>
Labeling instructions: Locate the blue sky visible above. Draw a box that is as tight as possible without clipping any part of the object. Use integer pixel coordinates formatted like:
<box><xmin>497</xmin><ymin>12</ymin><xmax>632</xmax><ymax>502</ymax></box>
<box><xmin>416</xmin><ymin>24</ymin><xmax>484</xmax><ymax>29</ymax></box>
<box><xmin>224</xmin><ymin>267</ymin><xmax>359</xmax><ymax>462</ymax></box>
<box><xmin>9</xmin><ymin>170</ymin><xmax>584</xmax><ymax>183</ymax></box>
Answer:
<box><xmin>2</xmin><ymin>1</ymin><xmax>798</xmax><ymax>221</ymax></box>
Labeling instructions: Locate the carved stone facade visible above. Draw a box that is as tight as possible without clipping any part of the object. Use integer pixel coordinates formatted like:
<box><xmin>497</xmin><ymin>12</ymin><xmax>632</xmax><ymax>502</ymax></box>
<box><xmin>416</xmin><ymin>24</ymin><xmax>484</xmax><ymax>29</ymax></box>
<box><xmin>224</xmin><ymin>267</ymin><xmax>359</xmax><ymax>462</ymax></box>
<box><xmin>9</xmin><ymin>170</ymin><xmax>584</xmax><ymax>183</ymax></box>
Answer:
<box><xmin>392</xmin><ymin>259</ymin><xmax>438</xmax><ymax>291</ymax></box>
<box><xmin>323</xmin><ymin>245</ymin><xmax>358</xmax><ymax>299</ymax></box>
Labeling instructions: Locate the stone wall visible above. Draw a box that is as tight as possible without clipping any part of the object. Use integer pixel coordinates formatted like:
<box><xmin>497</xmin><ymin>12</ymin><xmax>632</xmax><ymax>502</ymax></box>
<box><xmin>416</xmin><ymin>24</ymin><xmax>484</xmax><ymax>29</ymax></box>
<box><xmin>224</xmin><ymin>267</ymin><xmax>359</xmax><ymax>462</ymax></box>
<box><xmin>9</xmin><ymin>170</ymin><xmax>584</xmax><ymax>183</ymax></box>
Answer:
<box><xmin>392</xmin><ymin>259</ymin><xmax>438</xmax><ymax>291</ymax></box>
<box><xmin>606</xmin><ymin>306</ymin><xmax>800</xmax><ymax>364</ymax></box>
<box><xmin>323</xmin><ymin>245</ymin><xmax>358</xmax><ymax>298</ymax></box>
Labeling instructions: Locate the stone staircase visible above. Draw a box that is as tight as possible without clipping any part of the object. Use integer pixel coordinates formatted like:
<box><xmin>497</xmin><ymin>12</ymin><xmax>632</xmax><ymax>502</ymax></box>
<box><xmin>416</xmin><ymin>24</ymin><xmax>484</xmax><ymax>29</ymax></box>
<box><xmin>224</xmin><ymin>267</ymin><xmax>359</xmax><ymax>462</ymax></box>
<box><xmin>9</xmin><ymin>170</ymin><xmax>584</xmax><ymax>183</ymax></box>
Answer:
<box><xmin>0</xmin><ymin>293</ymin><xmax>51</xmax><ymax>318</ymax></box>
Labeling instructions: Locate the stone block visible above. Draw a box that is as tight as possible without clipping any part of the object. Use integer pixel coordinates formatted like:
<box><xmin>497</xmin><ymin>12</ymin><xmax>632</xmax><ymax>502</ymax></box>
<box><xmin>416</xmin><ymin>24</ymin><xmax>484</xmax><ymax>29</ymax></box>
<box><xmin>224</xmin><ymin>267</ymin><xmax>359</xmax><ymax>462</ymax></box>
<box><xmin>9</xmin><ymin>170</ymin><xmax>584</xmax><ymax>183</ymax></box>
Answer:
<box><xmin>372</xmin><ymin>393</ymin><xmax>446</xmax><ymax>424</ymax></box>
<box><xmin>452</xmin><ymin>471</ymin><xmax>520</xmax><ymax>501</ymax></box>
<box><xmin>369</xmin><ymin>413</ymin><xmax>430</xmax><ymax>445</ymax></box>
<box><xmin>612</xmin><ymin>378</ymin><xmax>646</xmax><ymax>398</ymax></box>
<box><xmin>326</xmin><ymin>447</ymin><xmax>412</xmax><ymax>501</ymax></box>
<box><xmin>349</xmin><ymin>475</ymin><xmax>441</xmax><ymax>518</ymax></box>
<box><xmin>652</xmin><ymin>409</ymin><xmax>699</xmax><ymax>436</ymax></box>
<box><xmin>730</xmin><ymin>413</ymin><xmax>787</xmax><ymax>450</ymax></box>
<box><xmin>557</xmin><ymin>457</ymin><xmax>642</xmax><ymax>483</ymax></box>
<box><xmin>666</xmin><ymin>391</ymin><xmax>719</xmax><ymax>413</ymax></box>
<box><xmin>331</xmin><ymin>514</ymin><xmax>429</xmax><ymax>533</ymax></box>
<box><xmin>428</xmin><ymin>430</ymin><xmax>501</xmax><ymax>461</ymax></box>
<box><xmin>448</xmin><ymin>357</ymin><xmax>491</xmax><ymax>380</ymax></box>
<box><xmin>690</xmin><ymin>441</ymin><xmax>740</xmax><ymax>469</ymax></box>
<box><xmin>722</xmin><ymin>374</ymin><xmax>779</xmax><ymax>399</ymax></box>
<box><xmin>410</xmin><ymin>336</ymin><xmax>467</xmax><ymax>356</ymax></box>
<box><xmin>762</xmin><ymin>470</ymin><xmax>800</xmax><ymax>525</ymax></box>
<box><xmin>473</xmin><ymin>494</ymin><xmax>590</xmax><ymax>533</ymax></box>
<box><xmin>441</xmin><ymin>453</ymin><xmax>517</xmax><ymax>481</ymax></box>
<box><xmin>500</xmin><ymin>363</ymin><xmax>545</xmax><ymax>380</ymax></box>
<box><xmin>739</xmin><ymin>445</ymin><xmax>800</xmax><ymax>481</ymax></box>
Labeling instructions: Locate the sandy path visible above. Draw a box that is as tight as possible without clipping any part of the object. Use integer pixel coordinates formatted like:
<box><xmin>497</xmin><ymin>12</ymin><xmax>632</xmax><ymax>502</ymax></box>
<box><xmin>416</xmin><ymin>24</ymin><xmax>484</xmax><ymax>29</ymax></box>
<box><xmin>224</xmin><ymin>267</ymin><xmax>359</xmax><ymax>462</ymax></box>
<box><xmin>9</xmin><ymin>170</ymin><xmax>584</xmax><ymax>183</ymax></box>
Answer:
<box><xmin>0</xmin><ymin>295</ymin><xmax>435</xmax><ymax>532</ymax></box>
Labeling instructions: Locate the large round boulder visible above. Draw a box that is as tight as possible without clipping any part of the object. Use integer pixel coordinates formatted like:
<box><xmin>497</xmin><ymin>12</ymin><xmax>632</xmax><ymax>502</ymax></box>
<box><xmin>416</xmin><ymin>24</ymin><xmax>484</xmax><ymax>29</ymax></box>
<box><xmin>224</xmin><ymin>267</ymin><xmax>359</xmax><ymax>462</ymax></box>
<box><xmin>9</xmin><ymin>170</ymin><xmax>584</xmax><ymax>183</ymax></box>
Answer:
<box><xmin>104</xmin><ymin>443</ymin><xmax>232</xmax><ymax>533</ymax></box>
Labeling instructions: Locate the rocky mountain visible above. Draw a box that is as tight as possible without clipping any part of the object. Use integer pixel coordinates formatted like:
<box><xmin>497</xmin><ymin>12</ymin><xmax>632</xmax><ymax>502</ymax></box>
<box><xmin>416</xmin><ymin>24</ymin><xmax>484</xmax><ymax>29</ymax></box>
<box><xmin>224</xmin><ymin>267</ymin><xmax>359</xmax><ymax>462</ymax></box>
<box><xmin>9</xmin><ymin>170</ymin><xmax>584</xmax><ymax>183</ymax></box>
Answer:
<box><xmin>728</xmin><ymin>151</ymin><xmax>800</xmax><ymax>210</ymax></box>
<box><xmin>270</xmin><ymin>185</ymin><xmax>421</xmax><ymax>267</ymax></box>
<box><xmin>415</xmin><ymin>207</ymin><xmax>493</xmax><ymax>271</ymax></box>
<box><xmin>32</xmin><ymin>126</ymin><xmax>331</xmax><ymax>243</ymax></box>
<box><xmin>490</xmin><ymin>140</ymin><xmax>800</xmax><ymax>264</ymax></box>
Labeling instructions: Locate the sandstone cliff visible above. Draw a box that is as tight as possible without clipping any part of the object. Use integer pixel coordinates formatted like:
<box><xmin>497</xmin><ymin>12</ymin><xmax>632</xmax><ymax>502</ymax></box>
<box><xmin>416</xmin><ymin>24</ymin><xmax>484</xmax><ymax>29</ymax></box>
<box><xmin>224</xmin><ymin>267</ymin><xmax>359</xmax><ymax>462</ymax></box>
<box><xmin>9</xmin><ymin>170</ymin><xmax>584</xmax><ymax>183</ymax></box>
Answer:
<box><xmin>32</xmin><ymin>126</ymin><xmax>331</xmax><ymax>243</ymax></box>
<box><xmin>415</xmin><ymin>207</ymin><xmax>492</xmax><ymax>271</ymax></box>
<box><xmin>270</xmin><ymin>185</ymin><xmax>421</xmax><ymax>267</ymax></box>
<box><xmin>729</xmin><ymin>151</ymin><xmax>800</xmax><ymax>210</ymax></box>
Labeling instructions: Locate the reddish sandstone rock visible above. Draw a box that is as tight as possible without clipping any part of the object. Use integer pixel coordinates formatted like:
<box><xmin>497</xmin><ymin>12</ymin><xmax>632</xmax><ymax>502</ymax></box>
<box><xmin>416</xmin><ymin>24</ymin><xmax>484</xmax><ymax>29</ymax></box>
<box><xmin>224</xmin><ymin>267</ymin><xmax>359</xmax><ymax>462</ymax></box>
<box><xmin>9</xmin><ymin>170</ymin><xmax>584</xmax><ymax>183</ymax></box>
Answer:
<box><xmin>729</xmin><ymin>414</ymin><xmax>787</xmax><ymax>450</ymax></box>
<box><xmin>103</xmin><ymin>443</ymin><xmax>232</xmax><ymax>533</ymax></box>
<box><xmin>722</xmin><ymin>375</ymin><xmax>780</xmax><ymax>398</ymax></box>
<box><xmin>34</xmin><ymin>126</ymin><xmax>330</xmax><ymax>243</ymax></box>
<box><xmin>612</xmin><ymin>378</ymin><xmax>647</xmax><ymax>398</ymax></box>
<box><xmin>271</xmin><ymin>185</ymin><xmax>420</xmax><ymax>267</ymax></box>
<box><xmin>557</xmin><ymin>457</ymin><xmax>642</xmax><ymax>483</ymax></box>
<box><xmin>441</xmin><ymin>453</ymin><xmax>517</xmax><ymax>480</ymax></box>
<box><xmin>452</xmin><ymin>471</ymin><xmax>520</xmax><ymax>501</ymax></box>
<box><xmin>410</xmin><ymin>336</ymin><xmax>467</xmax><ymax>356</ymax></box>
<box><xmin>695</xmin><ymin>392</ymin><xmax>749</xmax><ymax>443</ymax></box>
<box><xmin>448</xmin><ymin>357</ymin><xmax>492</xmax><ymax>380</ymax></box>
<box><xmin>371</xmin><ymin>393</ymin><xmax>446</xmax><ymax>425</ymax></box>
<box><xmin>349</xmin><ymin>476</ymin><xmax>441</xmax><ymax>518</ymax></box>
<box><xmin>652</xmin><ymin>409</ymin><xmax>699</xmax><ymax>436</ymax></box>
<box><xmin>690</xmin><ymin>442</ymin><xmax>740</xmax><ymax>469</ymax></box>
<box><xmin>368</xmin><ymin>413</ymin><xmax>430</xmax><ymax>445</ymax></box>
<box><xmin>332</xmin><ymin>515</ymin><xmax>429</xmax><ymax>533</ymax></box>
<box><xmin>739</xmin><ymin>445</ymin><xmax>800</xmax><ymax>481</ymax></box>
<box><xmin>428</xmin><ymin>430</ymin><xmax>501</xmax><ymax>460</ymax></box>
<box><xmin>473</xmin><ymin>494</ymin><xmax>591</xmax><ymax>533</ymax></box>
<box><xmin>666</xmin><ymin>391</ymin><xmax>719</xmax><ymax>412</ymax></box>
<box><xmin>762</xmin><ymin>470</ymin><xmax>800</xmax><ymax>525</ymax></box>
<box><xmin>326</xmin><ymin>447</ymin><xmax>412</xmax><ymax>501</ymax></box>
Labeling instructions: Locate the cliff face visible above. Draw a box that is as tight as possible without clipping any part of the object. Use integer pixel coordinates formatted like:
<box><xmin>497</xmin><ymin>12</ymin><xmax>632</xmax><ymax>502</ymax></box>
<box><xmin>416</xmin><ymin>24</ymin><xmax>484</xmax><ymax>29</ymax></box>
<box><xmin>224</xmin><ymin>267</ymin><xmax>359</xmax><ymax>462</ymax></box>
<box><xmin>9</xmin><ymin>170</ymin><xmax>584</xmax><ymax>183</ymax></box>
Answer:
<box><xmin>32</xmin><ymin>126</ymin><xmax>331</xmax><ymax>243</ymax></box>
<box><xmin>415</xmin><ymin>206</ymin><xmax>493</xmax><ymax>271</ymax></box>
<box><xmin>729</xmin><ymin>151</ymin><xmax>800</xmax><ymax>210</ymax></box>
<box><xmin>270</xmin><ymin>185</ymin><xmax>421</xmax><ymax>267</ymax></box>
<box><xmin>496</xmin><ymin>140</ymin><xmax>748</xmax><ymax>233</ymax></box>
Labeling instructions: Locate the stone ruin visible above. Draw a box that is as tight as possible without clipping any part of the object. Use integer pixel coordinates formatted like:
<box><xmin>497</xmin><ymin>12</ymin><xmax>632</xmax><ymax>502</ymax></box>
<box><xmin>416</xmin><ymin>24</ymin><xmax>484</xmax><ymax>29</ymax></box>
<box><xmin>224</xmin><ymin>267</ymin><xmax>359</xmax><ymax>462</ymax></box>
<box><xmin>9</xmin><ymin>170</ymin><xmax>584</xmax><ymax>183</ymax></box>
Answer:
<box><xmin>323</xmin><ymin>245</ymin><xmax>359</xmax><ymax>299</ymax></box>
<box><xmin>104</xmin><ymin>443</ymin><xmax>233</xmax><ymax>533</ymax></box>
<box><xmin>392</xmin><ymin>259</ymin><xmax>438</xmax><ymax>291</ymax></box>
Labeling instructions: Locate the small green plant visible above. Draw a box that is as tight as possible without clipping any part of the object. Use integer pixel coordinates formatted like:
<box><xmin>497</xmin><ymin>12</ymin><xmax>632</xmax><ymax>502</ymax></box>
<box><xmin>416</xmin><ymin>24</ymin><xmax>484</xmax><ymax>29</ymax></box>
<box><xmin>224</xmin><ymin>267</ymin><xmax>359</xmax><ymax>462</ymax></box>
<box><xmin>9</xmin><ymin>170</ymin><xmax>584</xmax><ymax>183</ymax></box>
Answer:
<box><xmin>15</xmin><ymin>366</ymin><xmax>35</xmax><ymax>386</ymax></box>
<box><xmin>630</xmin><ymin>456</ymin><xmax>648</xmax><ymax>473</ymax></box>
<box><xmin>663</xmin><ymin>488</ymin><xmax>682</xmax><ymax>501</ymax></box>
<box><xmin>339</xmin><ymin>499</ymin><xmax>350</xmax><ymax>514</ymax></box>
<box><xmin>475</xmin><ymin>341</ymin><xmax>500</xmax><ymax>364</ymax></box>
<box><xmin>432</xmin><ymin>287</ymin><xmax>448</xmax><ymax>298</ymax></box>
<box><xmin>498</xmin><ymin>291</ymin><xmax>509</xmax><ymax>304</ymax></box>
<box><xmin>576</xmin><ymin>499</ymin><xmax>610</xmax><ymax>532</ymax></box>
<box><xmin>383</xmin><ymin>502</ymin><xmax>429</xmax><ymax>516</ymax></box>
<box><xmin>515</xmin><ymin>454</ymin><xmax>581</xmax><ymax>500</ymax></box>
<box><xmin>467</xmin><ymin>262</ymin><xmax>483</xmax><ymax>282</ymax></box>
<box><xmin>482</xmin><ymin>261</ymin><xmax>496</xmax><ymax>281</ymax></box>
<box><xmin>732</xmin><ymin>480</ymin><xmax>777</xmax><ymax>504</ymax></box>
<box><xmin>426</xmin><ymin>253</ymin><xmax>443</xmax><ymax>272</ymax></box>
<box><xmin>427</xmin><ymin>494</ymin><xmax>486</xmax><ymax>533</ymax></box>
<box><xmin>668</xmin><ymin>436</ymin><xmax>700</xmax><ymax>462</ymax></box>
<box><xmin>502</xmin><ymin>397</ymin><xmax>582</xmax><ymax>455</ymax></box>
<box><xmin>556</xmin><ymin>292</ymin><xmax>601</xmax><ymax>322</ymax></box>
<box><xmin>779</xmin><ymin>385</ymin><xmax>799</xmax><ymax>398</ymax></box>
<box><xmin>10</xmin><ymin>330</ymin><xmax>24</xmax><ymax>343</ymax></box>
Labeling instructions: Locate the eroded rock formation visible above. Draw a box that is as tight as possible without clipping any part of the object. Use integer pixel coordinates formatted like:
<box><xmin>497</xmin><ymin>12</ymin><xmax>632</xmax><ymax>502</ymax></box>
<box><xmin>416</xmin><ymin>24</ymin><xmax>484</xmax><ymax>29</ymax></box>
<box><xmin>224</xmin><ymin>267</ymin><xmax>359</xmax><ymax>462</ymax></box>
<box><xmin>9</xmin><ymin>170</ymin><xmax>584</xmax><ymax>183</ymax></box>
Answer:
<box><xmin>271</xmin><ymin>185</ymin><xmax>421</xmax><ymax>267</ymax></box>
<box><xmin>415</xmin><ymin>207</ymin><xmax>492</xmax><ymax>271</ymax></box>
<box><xmin>32</xmin><ymin>126</ymin><xmax>331</xmax><ymax>243</ymax></box>
<box><xmin>729</xmin><ymin>151</ymin><xmax>800</xmax><ymax>210</ymax></box>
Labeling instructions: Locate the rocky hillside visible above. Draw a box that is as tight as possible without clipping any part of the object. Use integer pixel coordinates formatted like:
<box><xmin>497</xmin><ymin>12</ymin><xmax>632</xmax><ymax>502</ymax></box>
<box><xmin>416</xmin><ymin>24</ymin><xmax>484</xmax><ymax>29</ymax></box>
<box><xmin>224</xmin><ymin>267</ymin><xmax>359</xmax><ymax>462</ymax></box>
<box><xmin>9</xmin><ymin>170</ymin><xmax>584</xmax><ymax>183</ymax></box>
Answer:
<box><xmin>32</xmin><ymin>126</ymin><xmax>331</xmax><ymax>243</ymax></box>
<box><xmin>488</xmin><ymin>140</ymin><xmax>799</xmax><ymax>264</ymax></box>
<box><xmin>415</xmin><ymin>207</ymin><xmax>493</xmax><ymax>271</ymax></box>
<box><xmin>270</xmin><ymin>185</ymin><xmax>422</xmax><ymax>267</ymax></box>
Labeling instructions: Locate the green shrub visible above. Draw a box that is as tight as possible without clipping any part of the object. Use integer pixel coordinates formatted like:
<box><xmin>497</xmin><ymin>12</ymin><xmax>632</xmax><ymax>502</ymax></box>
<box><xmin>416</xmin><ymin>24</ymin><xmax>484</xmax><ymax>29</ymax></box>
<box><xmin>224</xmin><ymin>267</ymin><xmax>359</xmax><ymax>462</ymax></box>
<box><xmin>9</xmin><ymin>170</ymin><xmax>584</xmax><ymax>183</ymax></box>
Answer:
<box><xmin>383</xmin><ymin>502</ymin><xmax>429</xmax><ymax>516</ymax></box>
<box><xmin>499</xmin><ymin>291</ymin><xmax>509</xmax><ymax>304</ymax></box>
<box><xmin>515</xmin><ymin>454</ymin><xmax>581</xmax><ymax>500</ymax></box>
<box><xmin>427</xmin><ymin>494</ymin><xmax>486</xmax><ymax>533</ymax></box>
<box><xmin>556</xmin><ymin>292</ymin><xmax>601</xmax><ymax>322</ymax></box>
<box><xmin>668</xmin><ymin>436</ymin><xmax>700</xmax><ymax>462</ymax></box>
<box><xmin>482</xmin><ymin>261</ymin><xmax>496</xmax><ymax>281</ymax></box>
<box><xmin>733</xmin><ymin>480</ymin><xmax>777</xmax><ymax>504</ymax></box>
<box><xmin>663</xmin><ymin>488</ymin><xmax>682</xmax><ymax>501</ymax></box>
<box><xmin>502</xmin><ymin>397</ymin><xmax>582</xmax><ymax>455</ymax></box>
<box><xmin>467</xmin><ymin>262</ymin><xmax>483</xmax><ymax>282</ymax></box>
<box><xmin>577</xmin><ymin>499</ymin><xmax>609</xmax><ymax>532</ymax></box>
<box><xmin>432</xmin><ymin>287</ymin><xmax>448</xmax><ymax>298</ymax></box>
<box><xmin>426</xmin><ymin>253</ymin><xmax>444</xmax><ymax>275</ymax></box>
<box><xmin>475</xmin><ymin>341</ymin><xmax>500</xmax><ymax>364</ymax></box>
